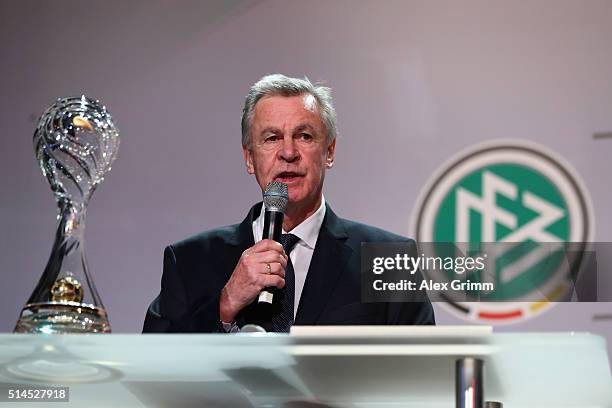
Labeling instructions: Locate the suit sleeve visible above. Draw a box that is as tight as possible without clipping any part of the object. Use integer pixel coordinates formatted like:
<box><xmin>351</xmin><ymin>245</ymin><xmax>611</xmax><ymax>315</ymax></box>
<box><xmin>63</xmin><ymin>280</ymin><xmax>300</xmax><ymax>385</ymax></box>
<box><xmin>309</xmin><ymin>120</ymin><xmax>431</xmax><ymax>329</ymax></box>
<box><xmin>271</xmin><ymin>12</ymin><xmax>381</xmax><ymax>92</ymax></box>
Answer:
<box><xmin>391</xmin><ymin>298</ymin><xmax>436</xmax><ymax>325</ymax></box>
<box><xmin>143</xmin><ymin>245</ymin><xmax>224</xmax><ymax>333</ymax></box>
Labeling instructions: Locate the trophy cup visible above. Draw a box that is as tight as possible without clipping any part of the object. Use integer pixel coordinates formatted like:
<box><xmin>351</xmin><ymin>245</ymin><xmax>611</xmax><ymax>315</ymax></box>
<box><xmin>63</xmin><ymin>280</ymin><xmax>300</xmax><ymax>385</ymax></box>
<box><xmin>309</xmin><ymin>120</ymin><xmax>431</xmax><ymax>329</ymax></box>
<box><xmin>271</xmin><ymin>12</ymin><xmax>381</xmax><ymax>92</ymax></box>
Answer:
<box><xmin>14</xmin><ymin>96</ymin><xmax>119</xmax><ymax>334</ymax></box>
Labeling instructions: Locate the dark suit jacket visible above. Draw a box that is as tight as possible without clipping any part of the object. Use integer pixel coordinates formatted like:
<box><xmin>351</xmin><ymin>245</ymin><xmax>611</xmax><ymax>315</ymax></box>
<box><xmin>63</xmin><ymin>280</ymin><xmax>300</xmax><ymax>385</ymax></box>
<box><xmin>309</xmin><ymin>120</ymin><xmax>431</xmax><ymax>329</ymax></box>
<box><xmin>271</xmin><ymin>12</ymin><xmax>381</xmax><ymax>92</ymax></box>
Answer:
<box><xmin>143</xmin><ymin>203</ymin><xmax>435</xmax><ymax>332</ymax></box>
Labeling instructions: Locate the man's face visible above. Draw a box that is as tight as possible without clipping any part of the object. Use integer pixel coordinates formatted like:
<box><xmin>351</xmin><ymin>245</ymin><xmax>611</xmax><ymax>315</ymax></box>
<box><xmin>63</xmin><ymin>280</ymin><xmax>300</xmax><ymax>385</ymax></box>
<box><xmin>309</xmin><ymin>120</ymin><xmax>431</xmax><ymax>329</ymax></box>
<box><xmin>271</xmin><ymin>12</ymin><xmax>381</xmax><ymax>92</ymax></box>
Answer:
<box><xmin>243</xmin><ymin>94</ymin><xmax>335</xmax><ymax>213</ymax></box>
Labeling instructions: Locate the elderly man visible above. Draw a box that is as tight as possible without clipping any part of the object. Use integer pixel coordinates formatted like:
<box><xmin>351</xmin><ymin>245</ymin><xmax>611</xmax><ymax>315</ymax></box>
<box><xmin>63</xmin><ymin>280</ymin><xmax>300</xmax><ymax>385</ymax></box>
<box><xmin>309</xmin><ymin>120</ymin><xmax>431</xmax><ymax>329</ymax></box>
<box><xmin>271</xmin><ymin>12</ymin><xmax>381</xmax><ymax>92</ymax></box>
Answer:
<box><xmin>143</xmin><ymin>74</ymin><xmax>434</xmax><ymax>333</ymax></box>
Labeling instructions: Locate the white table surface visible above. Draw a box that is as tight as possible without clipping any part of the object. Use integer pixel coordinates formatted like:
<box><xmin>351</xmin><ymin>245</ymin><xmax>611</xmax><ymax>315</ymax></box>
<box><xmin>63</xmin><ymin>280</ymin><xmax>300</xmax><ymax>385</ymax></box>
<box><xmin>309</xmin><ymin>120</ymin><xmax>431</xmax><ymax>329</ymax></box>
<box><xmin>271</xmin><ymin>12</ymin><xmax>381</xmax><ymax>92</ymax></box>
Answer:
<box><xmin>0</xmin><ymin>327</ymin><xmax>610</xmax><ymax>407</ymax></box>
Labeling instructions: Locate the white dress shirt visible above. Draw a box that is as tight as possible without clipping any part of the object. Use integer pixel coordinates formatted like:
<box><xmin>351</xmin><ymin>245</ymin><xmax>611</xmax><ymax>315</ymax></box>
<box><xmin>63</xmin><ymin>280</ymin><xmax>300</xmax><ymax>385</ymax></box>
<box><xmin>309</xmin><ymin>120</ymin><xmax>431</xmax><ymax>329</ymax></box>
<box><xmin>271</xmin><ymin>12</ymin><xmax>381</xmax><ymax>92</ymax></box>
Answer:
<box><xmin>252</xmin><ymin>196</ymin><xmax>326</xmax><ymax>318</ymax></box>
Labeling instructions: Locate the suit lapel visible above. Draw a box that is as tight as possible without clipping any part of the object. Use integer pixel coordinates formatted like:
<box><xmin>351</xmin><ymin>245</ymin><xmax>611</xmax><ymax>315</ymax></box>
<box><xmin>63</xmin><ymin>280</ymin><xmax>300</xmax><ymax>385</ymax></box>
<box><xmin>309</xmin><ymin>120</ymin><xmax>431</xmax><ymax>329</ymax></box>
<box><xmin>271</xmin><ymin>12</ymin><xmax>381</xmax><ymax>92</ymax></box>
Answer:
<box><xmin>294</xmin><ymin>205</ymin><xmax>352</xmax><ymax>325</ymax></box>
<box><xmin>227</xmin><ymin>202</ymin><xmax>260</xmax><ymax>248</ymax></box>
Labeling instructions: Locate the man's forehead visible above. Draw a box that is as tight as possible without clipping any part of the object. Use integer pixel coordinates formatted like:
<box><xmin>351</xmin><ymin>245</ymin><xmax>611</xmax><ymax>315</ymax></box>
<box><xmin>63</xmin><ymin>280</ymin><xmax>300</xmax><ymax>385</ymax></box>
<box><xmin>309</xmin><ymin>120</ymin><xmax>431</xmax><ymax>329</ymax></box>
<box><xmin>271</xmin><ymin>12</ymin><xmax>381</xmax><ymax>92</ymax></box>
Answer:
<box><xmin>253</xmin><ymin>94</ymin><xmax>323</xmax><ymax>127</ymax></box>
<box><xmin>255</xmin><ymin>94</ymin><xmax>318</xmax><ymax>113</ymax></box>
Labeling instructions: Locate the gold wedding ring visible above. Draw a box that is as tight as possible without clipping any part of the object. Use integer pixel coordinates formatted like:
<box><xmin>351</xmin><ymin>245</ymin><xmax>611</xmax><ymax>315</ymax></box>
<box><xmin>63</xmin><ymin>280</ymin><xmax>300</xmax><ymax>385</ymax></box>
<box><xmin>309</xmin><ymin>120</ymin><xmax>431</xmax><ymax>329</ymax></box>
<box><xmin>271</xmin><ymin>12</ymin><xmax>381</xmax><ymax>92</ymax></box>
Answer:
<box><xmin>265</xmin><ymin>263</ymin><xmax>271</xmax><ymax>274</ymax></box>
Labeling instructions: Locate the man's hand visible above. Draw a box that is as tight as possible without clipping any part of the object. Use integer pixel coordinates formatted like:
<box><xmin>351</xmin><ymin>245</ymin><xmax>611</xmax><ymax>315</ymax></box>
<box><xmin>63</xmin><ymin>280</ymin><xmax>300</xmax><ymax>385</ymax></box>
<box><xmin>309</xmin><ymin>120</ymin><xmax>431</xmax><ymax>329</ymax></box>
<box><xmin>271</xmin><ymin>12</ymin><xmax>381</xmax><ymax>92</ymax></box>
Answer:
<box><xmin>220</xmin><ymin>239</ymin><xmax>288</xmax><ymax>322</ymax></box>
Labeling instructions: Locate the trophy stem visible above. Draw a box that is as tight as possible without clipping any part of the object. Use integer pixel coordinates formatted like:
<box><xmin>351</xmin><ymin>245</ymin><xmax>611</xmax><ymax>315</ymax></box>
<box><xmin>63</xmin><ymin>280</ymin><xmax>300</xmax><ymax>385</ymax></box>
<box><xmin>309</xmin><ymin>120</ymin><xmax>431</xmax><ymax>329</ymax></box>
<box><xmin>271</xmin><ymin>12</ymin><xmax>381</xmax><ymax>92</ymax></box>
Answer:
<box><xmin>15</xmin><ymin>200</ymin><xmax>111</xmax><ymax>333</ymax></box>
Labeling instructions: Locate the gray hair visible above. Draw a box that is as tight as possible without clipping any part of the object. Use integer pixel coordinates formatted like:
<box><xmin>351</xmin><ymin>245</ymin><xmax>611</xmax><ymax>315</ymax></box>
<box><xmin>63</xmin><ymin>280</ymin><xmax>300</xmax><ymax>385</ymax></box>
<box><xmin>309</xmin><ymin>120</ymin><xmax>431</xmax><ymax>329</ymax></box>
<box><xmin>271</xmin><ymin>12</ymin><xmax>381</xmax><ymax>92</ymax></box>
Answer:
<box><xmin>241</xmin><ymin>74</ymin><xmax>337</xmax><ymax>148</ymax></box>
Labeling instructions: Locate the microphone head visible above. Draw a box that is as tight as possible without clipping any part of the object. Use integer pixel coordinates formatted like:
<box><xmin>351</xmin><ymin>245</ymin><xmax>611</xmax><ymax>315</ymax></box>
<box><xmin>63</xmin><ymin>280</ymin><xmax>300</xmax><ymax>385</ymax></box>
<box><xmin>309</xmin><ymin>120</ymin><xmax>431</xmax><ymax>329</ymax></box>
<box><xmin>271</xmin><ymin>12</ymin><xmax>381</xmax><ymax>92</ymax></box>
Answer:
<box><xmin>263</xmin><ymin>181</ymin><xmax>288</xmax><ymax>213</ymax></box>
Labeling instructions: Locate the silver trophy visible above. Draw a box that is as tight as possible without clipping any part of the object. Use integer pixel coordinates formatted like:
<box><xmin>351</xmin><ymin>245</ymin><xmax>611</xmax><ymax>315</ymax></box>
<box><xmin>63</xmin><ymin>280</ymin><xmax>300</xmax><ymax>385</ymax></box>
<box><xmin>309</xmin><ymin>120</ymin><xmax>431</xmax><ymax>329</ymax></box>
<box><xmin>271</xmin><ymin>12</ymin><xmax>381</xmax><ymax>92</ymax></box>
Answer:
<box><xmin>14</xmin><ymin>96</ymin><xmax>119</xmax><ymax>334</ymax></box>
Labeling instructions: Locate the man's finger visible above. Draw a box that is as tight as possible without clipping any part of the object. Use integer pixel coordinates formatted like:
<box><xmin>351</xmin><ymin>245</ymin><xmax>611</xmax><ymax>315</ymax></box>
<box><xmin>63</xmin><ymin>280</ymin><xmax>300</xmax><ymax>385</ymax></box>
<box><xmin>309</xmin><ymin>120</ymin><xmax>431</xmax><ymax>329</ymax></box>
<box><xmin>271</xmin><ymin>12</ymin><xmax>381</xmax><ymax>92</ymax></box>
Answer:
<box><xmin>257</xmin><ymin>251</ymin><xmax>288</xmax><ymax>268</ymax></box>
<box><xmin>263</xmin><ymin>274</ymin><xmax>285</xmax><ymax>289</ymax></box>
<box><xmin>251</xmin><ymin>239</ymin><xmax>285</xmax><ymax>254</ymax></box>
<box><xmin>262</xmin><ymin>262</ymin><xmax>285</xmax><ymax>278</ymax></box>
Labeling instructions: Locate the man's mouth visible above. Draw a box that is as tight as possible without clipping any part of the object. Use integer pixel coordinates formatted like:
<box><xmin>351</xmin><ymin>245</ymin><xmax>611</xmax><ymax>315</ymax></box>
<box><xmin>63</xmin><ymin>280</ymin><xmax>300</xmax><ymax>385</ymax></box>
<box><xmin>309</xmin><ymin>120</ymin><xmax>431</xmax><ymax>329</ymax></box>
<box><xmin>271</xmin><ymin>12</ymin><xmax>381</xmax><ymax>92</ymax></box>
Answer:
<box><xmin>275</xmin><ymin>172</ymin><xmax>303</xmax><ymax>182</ymax></box>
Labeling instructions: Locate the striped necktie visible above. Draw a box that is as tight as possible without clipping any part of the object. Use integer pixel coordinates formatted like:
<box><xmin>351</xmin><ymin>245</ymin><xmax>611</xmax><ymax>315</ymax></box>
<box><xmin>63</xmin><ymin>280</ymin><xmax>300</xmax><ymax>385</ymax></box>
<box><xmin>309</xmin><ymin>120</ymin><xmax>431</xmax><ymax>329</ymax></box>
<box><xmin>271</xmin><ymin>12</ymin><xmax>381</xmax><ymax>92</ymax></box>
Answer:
<box><xmin>270</xmin><ymin>233</ymin><xmax>300</xmax><ymax>332</ymax></box>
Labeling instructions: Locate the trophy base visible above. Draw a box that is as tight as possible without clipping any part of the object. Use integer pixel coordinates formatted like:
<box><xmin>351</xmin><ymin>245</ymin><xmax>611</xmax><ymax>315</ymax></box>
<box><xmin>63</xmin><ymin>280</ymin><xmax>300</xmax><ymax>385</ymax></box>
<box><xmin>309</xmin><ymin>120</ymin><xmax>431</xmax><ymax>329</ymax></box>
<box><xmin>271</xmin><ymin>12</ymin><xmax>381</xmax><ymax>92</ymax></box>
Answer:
<box><xmin>14</xmin><ymin>302</ymin><xmax>111</xmax><ymax>334</ymax></box>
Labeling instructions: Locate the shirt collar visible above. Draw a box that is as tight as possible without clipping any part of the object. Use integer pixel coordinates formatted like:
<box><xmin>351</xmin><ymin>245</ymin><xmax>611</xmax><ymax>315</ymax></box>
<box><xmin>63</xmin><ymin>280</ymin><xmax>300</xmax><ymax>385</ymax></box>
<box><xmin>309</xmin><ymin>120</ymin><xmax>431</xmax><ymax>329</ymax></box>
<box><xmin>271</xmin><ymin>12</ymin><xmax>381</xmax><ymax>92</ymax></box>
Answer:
<box><xmin>254</xmin><ymin>196</ymin><xmax>326</xmax><ymax>250</ymax></box>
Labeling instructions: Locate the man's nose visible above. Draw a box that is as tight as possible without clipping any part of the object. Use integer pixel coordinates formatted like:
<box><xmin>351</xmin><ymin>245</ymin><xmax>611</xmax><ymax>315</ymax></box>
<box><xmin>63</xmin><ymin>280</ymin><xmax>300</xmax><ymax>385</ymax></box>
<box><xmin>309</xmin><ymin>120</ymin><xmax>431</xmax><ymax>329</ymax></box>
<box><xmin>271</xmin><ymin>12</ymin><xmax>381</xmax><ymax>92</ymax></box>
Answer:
<box><xmin>279</xmin><ymin>137</ymin><xmax>299</xmax><ymax>162</ymax></box>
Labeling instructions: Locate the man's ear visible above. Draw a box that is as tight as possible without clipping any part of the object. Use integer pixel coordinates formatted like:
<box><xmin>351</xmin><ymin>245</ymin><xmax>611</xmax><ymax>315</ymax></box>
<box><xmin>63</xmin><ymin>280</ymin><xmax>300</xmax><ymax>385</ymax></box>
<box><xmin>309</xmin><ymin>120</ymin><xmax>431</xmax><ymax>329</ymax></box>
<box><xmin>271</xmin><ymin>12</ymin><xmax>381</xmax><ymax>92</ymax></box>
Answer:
<box><xmin>243</xmin><ymin>146</ymin><xmax>255</xmax><ymax>174</ymax></box>
<box><xmin>325</xmin><ymin>138</ymin><xmax>336</xmax><ymax>169</ymax></box>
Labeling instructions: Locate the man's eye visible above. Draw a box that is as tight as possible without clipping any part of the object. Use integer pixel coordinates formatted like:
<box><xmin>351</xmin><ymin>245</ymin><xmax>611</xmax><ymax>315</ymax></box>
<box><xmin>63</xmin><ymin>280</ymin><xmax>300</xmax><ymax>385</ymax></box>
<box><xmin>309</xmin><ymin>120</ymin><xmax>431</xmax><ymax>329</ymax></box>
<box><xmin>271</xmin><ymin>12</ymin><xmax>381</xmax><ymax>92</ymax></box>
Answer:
<box><xmin>264</xmin><ymin>135</ymin><xmax>279</xmax><ymax>143</ymax></box>
<box><xmin>299</xmin><ymin>133</ymin><xmax>313</xmax><ymax>141</ymax></box>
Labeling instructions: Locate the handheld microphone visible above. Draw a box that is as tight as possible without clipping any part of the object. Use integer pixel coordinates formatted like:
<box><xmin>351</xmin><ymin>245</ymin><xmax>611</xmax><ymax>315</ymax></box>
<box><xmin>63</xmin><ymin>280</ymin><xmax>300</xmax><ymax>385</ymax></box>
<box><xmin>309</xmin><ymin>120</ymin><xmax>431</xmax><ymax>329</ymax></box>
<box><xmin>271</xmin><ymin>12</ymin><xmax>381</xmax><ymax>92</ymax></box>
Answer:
<box><xmin>257</xmin><ymin>181</ymin><xmax>288</xmax><ymax>305</ymax></box>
